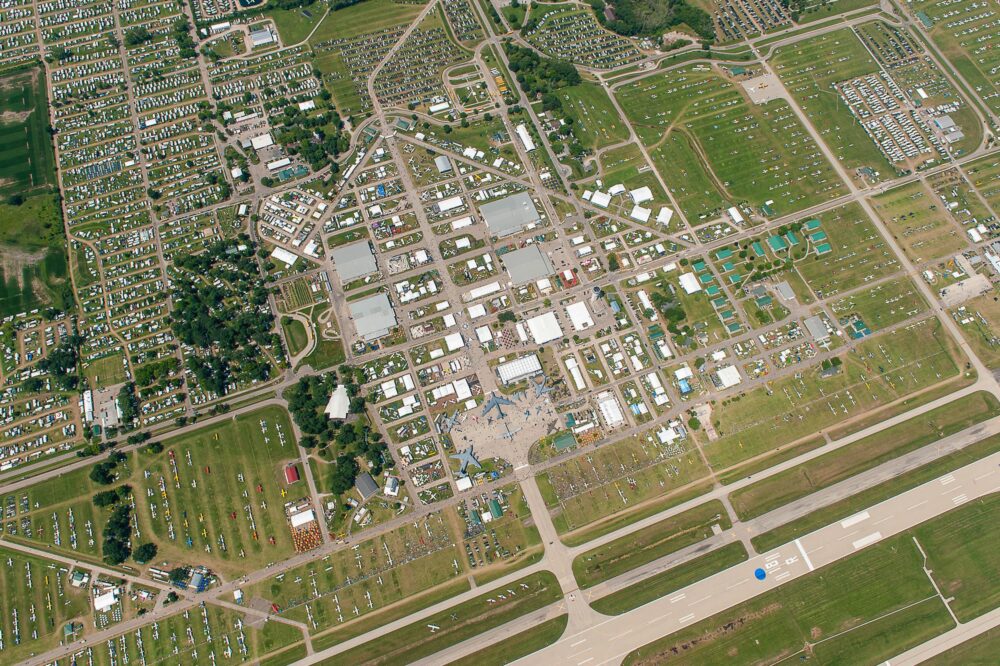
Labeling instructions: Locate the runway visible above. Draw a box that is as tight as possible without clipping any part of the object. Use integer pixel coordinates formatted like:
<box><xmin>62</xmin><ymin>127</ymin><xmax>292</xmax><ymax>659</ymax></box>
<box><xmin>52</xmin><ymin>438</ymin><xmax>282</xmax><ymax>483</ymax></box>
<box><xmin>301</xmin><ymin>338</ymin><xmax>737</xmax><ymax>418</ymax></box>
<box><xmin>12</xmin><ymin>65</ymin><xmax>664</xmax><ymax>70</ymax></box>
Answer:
<box><xmin>512</xmin><ymin>451</ymin><xmax>1000</xmax><ymax>665</ymax></box>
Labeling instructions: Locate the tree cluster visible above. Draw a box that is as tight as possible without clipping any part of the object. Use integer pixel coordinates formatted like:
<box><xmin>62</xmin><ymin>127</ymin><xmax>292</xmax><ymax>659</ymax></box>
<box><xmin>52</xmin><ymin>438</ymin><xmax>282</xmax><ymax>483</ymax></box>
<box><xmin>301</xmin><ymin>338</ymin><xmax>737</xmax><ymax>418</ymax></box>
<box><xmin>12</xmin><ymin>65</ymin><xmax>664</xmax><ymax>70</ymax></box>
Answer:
<box><xmin>168</xmin><ymin>240</ymin><xmax>276</xmax><ymax>396</ymax></box>
<box><xmin>504</xmin><ymin>44</ymin><xmax>581</xmax><ymax>97</ymax></box>
<box><xmin>89</xmin><ymin>451</ymin><xmax>127</xmax><ymax>485</ymax></box>
<box><xmin>588</xmin><ymin>0</ymin><xmax>714</xmax><ymax>41</ymax></box>
<box><xmin>273</xmin><ymin>104</ymin><xmax>349</xmax><ymax>172</ymax></box>
<box><xmin>285</xmin><ymin>369</ymin><xmax>392</xmax><ymax>494</ymax></box>
<box><xmin>37</xmin><ymin>334</ymin><xmax>84</xmax><ymax>391</ymax></box>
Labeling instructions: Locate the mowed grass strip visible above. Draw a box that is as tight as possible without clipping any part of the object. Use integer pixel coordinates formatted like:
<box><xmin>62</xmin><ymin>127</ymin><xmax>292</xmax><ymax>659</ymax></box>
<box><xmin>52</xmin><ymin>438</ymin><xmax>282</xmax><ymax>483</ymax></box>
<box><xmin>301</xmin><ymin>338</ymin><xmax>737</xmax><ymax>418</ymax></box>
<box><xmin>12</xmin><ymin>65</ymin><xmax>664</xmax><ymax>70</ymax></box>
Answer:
<box><xmin>705</xmin><ymin>318</ymin><xmax>962</xmax><ymax>469</ymax></box>
<box><xmin>572</xmin><ymin>500</ymin><xmax>730</xmax><ymax>589</ymax></box>
<box><xmin>625</xmin><ymin>533</ymin><xmax>954</xmax><ymax>665</ymax></box>
<box><xmin>729</xmin><ymin>391</ymin><xmax>1000</xmax><ymax>520</ymax></box>
<box><xmin>446</xmin><ymin>614</ymin><xmax>568</xmax><ymax>666</ymax></box>
<box><xmin>324</xmin><ymin>571</ymin><xmax>563</xmax><ymax>665</ymax></box>
<box><xmin>751</xmin><ymin>432</ymin><xmax>1000</xmax><ymax>553</ymax></box>
<box><xmin>591</xmin><ymin>542</ymin><xmax>749</xmax><ymax>616</ymax></box>
<box><xmin>917</xmin><ymin>493</ymin><xmax>1000</xmax><ymax>622</ymax></box>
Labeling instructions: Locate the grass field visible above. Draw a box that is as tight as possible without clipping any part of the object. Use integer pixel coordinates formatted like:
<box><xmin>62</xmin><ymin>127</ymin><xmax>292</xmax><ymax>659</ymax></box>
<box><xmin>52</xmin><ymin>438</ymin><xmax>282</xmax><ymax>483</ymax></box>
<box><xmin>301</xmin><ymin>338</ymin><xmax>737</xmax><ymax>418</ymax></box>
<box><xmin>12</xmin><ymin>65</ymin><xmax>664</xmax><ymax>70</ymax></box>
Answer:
<box><xmin>556</xmin><ymin>82</ymin><xmax>629</xmax><ymax>151</ymax></box>
<box><xmin>625</xmin><ymin>532</ymin><xmax>954</xmax><ymax>665</ymax></box>
<box><xmin>952</xmin><ymin>291</ymin><xmax>1000</xmax><ymax>369</ymax></box>
<box><xmin>267</xmin><ymin>5</ymin><xmax>325</xmax><ymax>44</ymax></box>
<box><xmin>830</xmin><ymin>276</ymin><xmax>927</xmax><ymax>332</ymax></box>
<box><xmin>591</xmin><ymin>542</ymin><xmax>749</xmax><ymax>616</ymax></box>
<box><xmin>0</xmin><ymin>67</ymin><xmax>57</xmax><ymax>198</ymax></box>
<box><xmin>965</xmin><ymin>154</ymin><xmax>1000</xmax><ymax>212</ymax></box>
<box><xmin>132</xmin><ymin>406</ymin><xmax>302</xmax><ymax>576</ymax></box>
<box><xmin>328</xmin><ymin>571</ymin><xmax>563</xmax><ymax>665</ymax></box>
<box><xmin>0</xmin><ymin>545</ymin><xmax>91</xmax><ymax>663</ymax></box>
<box><xmin>617</xmin><ymin>65</ymin><xmax>845</xmax><ymax>221</ymax></box>
<box><xmin>449</xmin><ymin>614</ymin><xmax>568</xmax><ymax>665</ymax></box>
<box><xmin>751</xmin><ymin>432</ymin><xmax>1000</xmax><ymax>552</ymax></box>
<box><xmin>916</xmin><ymin>493</ymin><xmax>1000</xmax><ymax>622</ymax></box>
<box><xmin>793</xmin><ymin>203</ymin><xmax>899</xmax><ymax>298</ymax></box>
<box><xmin>296</xmin><ymin>304</ymin><xmax>346</xmax><ymax>371</ymax></box>
<box><xmin>83</xmin><ymin>352</ymin><xmax>127</xmax><ymax>389</ymax></box>
<box><xmin>55</xmin><ymin>604</ymin><xmax>303</xmax><ymax>666</ymax></box>
<box><xmin>909</xmin><ymin>0</ymin><xmax>1000</xmax><ymax>115</ymax></box>
<box><xmin>282</xmin><ymin>317</ymin><xmax>310</xmax><ymax>356</ymax></box>
<box><xmin>729</xmin><ymin>391</ymin><xmax>1000</xmax><ymax>520</ymax></box>
<box><xmin>872</xmin><ymin>181</ymin><xmax>967</xmax><ymax>264</ymax></box>
<box><xmin>252</xmin><ymin>510</ymin><xmax>464</xmax><ymax>638</ymax></box>
<box><xmin>771</xmin><ymin>29</ymin><xmax>889</xmax><ymax>183</ymax></box>
<box><xmin>536</xmin><ymin>429</ymin><xmax>712</xmax><ymax>544</ymax></box>
<box><xmin>705</xmin><ymin>317</ymin><xmax>962</xmax><ymax>469</ymax></box>
<box><xmin>0</xmin><ymin>192</ymin><xmax>69</xmax><ymax>316</ymax></box>
<box><xmin>572</xmin><ymin>500</ymin><xmax>730</xmax><ymax>588</ymax></box>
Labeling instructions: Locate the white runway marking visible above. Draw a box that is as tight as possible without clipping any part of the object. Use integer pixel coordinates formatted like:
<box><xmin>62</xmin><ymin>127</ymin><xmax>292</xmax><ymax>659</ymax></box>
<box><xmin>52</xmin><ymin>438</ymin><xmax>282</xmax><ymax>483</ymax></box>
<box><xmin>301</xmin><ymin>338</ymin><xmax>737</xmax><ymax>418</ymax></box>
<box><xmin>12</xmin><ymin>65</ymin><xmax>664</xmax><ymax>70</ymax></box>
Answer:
<box><xmin>726</xmin><ymin>579</ymin><xmax>748</xmax><ymax>590</ymax></box>
<box><xmin>953</xmin><ymin>493</ymin><xmax>968</xmax><ymax>505</ymax></box>
<box><xmin>571</xmin><ymin>640</ymin><xmax>587</xmax><ymax>647</ymax></box>
<box><xmin>974</xmin><ymin>470</ymin><xmax>995</xmax><ymax>481</ymax></box>
<box><xmin>679</xmin><ymin>614</ymin><xmax>695</xmax><ymax>624</ymax></box>
<box><xmin>906</xmin><ymin>500</ymin><xmax>928</xmax><ymax>511</ymax></box>
<box><xmin>578</xmin><ymin>658</ymin><xmax>593</xmax><ymax>665</ymax></box>
<box><xmin>775</xmin><ymin>571</ymin><xmax>791</xmax><ymax>581</ymax></box>
<box><xmin>669</xmin><ymin>593</ymin><xmax>686</xmax><ymax>603</ymax></box>
<box><xmin>840</xmin><ymin>511</ymin><xmax>870</xmax><ymax>528</ymax></box>
<box><xmin>940</xmin><ymin>474</ymin><xmax>956</xmax><ymax>486</ymax></box>
<box><xmin>794</xmin><ymin>538</ymin><xmax>815</xmax><ymax>571</ymax></box>
<box><xmin>852</xmin><ymin>532</ymin><xmax>883</xmax><ymax>550</ymax></box>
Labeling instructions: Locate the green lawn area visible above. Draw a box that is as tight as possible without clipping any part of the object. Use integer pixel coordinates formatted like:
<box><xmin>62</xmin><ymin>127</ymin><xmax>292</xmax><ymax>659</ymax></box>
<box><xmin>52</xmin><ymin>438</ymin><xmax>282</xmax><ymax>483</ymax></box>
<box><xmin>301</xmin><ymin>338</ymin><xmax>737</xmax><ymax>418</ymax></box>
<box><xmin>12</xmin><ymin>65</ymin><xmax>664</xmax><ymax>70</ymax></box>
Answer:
<box><xmin>591</xmin><ymin>542</ymin><xmax>749</xmax><ymax>616</ymax></box>
<box><xmin>572</xmin><ymin>500</ymin><xmax>730</xmax><ymax>588</ymax></box>
<box><xmin>616</xmin><ymin>64</ymin><xmax>845</xmax><ymax>220</ymax></box>
<box><xmin>255</xmin><ymin>510</ymin><xmax>467</xmax><ymax>641</ymax></box>
<box><xmin>917</xmin><ymin>493</ymin><xmax>1000</xmax><ymax>622</ymax></box>
<box><xmin>872</xmin><ymin>180</ymin><xmax>966</xmax><ymax>264</ymax></box>
<box><xmin>0</xmin><ymin>192</ymin><xmax>69</xmax><ymax>316</ymax></box>
<box><xmin>266</xmin><ymin>5</ymin><xmax>325</xmax><ymax>44</ymax></box>
<box><xmin>729</xmin><ymin>391</ymin><xmax>1000</xmax><ymax>520</ymax></box>
<box><xmin>793</xmin><ymin>202</ymin><xmax>899</xmax><ymax>298</ymax></box>
<box><xmin>0</xmin><ymin>545</ymin><xmax>91</xmax><ymax>663</ymax></box>
<box><xmin>449</xmin><ymin>614</ymin><xmax>568</xmax><ymax>665</ymax></box>
<box><xmin>327</xmin><ymin>571</ymin><xmax>563</xmax><ymax>665</ymax></box>
<box><xmin>537</xmin><ymin>430</ymin><xmax>713</xmax><ymax>545</ymax></box>
<box><xmin>83</xmin><ymin>352</ymin><xmax>127</xmax><ymax>389</ymax></box>
<box><xmin>0</xmin><ymin>67</ymin><xmax>57</xmax><ymax>198</ymax></box>
<box><xmin>830</xmin><ymin>276</ymin><xmax>927</xmax><ymax>332</ymax></box>
<box><xmin>751</xmin><ymin>431</ymin><xmax>1000</xmax><ymax>552</ymax></box>
<box><xmin>282</xmin><ymin>316</ymin><xmax>309</xmax><ymax>356</ymax></box>
<box><xmin>625</xmin><ymin>533</ymin><xmax>954</xmax><ymax>665</ymax></box>
<box><xmin>296</xmin><ymin>304</ymin><xmax>346</xmax><ymax>371</ymax></box>
<box><xmin>134</xmin><ymin>406</ymin><xmax>302</xmax><ymax>576</ymax></box>
<box><xmin>705</xmin><ymin>318</ymin><xmax>962</xmax><ymax>470</ymax></box>
<box><xmin>771</xmin><ymin>28</ymin><xmax>890</xmax><ymax>184</ymax></box>
<box><xmin>556</xmin><ymin>82</ymin><xmax>628</xmax><ymax>151</ymax></box>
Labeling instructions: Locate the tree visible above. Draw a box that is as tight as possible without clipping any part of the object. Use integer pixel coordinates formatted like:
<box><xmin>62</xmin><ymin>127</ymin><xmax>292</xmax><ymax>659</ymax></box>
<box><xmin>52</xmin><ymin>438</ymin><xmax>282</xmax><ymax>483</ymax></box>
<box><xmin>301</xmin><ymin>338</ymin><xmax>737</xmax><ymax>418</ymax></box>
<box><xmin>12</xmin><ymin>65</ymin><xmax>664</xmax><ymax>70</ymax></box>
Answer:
<box><xmin>134</xmin><ymin>542</ymin><xmax>158</xmax><ymax>563</ymax></box>
<box><xmin>497</xmin><ymin>310</ymin><xmax>517</xmax><ymax>323</ymax></box>
<box><xmin>687</xmin><ymin>417</ymin><xmax>701</xmax><ymax>431</ymax></box>
<box><xmin>168</xmin><ymin>567</ymin><xmax>189</xmax><ymax>585</ymax></box>
<box><xmin>330</xmin><ymin>455</ymin><xmax>359</xmax><ymax>495</ymax></box>
<box><xmin>89</xmin><ymin>461</ymin><xmax>116</xmax><ymax>485</ymax></box>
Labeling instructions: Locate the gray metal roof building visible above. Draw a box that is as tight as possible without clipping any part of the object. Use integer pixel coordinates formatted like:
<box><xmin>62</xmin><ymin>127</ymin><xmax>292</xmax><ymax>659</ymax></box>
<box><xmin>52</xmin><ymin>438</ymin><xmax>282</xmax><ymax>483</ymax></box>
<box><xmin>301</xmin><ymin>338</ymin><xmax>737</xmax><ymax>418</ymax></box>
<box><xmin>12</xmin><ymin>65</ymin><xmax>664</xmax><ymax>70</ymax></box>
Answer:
<box><xmin>434</xmin><ymin>155</ymin><xmax>452</xmax><ymax>173</ymax></box>
<box><xmin>480</xmin><ymin>192</ymin><xmax>540</xmax><ymax>238</ymax></box>
<box><xmin>331</xmin><ymin>241</ymin><xmax>378</xmax><ymax>282</ymax></box>
<box><xmin>355</xmin><ymin>472</ymin><xmax>379</xmax><ymax>500</ymax></box>
<box><xmin>803</xmin><ymin>315</ymin><xmax>829</xmax><ymax>341</ymax></box>
<box><xmin>349</xmin><ymin>293</ymin><xmax>396</xmax><ymax>341</ymax></box>
<box><xmin>503</xmin><ymin>245</ymin><xmax>554</xmax><ymax>285</ymax></box>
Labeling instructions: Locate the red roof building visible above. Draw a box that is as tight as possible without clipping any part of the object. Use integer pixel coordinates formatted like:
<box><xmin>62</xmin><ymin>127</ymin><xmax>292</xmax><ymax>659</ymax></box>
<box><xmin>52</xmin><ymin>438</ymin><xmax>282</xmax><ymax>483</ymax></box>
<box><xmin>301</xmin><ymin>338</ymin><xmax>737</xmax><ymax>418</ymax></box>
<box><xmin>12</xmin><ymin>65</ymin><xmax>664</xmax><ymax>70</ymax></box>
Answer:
<box><xmin>284</xmin><ymin>464</ymin><xmax>300</xmax><ymax>484</ymax></box>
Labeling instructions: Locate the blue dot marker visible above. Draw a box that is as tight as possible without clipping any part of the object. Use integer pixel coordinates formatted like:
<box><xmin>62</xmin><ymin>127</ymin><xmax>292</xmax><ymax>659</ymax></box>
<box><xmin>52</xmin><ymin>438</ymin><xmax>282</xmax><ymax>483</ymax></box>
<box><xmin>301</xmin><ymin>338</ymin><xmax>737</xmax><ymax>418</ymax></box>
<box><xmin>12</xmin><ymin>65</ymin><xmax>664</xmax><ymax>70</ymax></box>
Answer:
<box><xmin>754</xmin><ymin>568</ymin><xmax>767</xmax><ymax>581</ymax></box>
